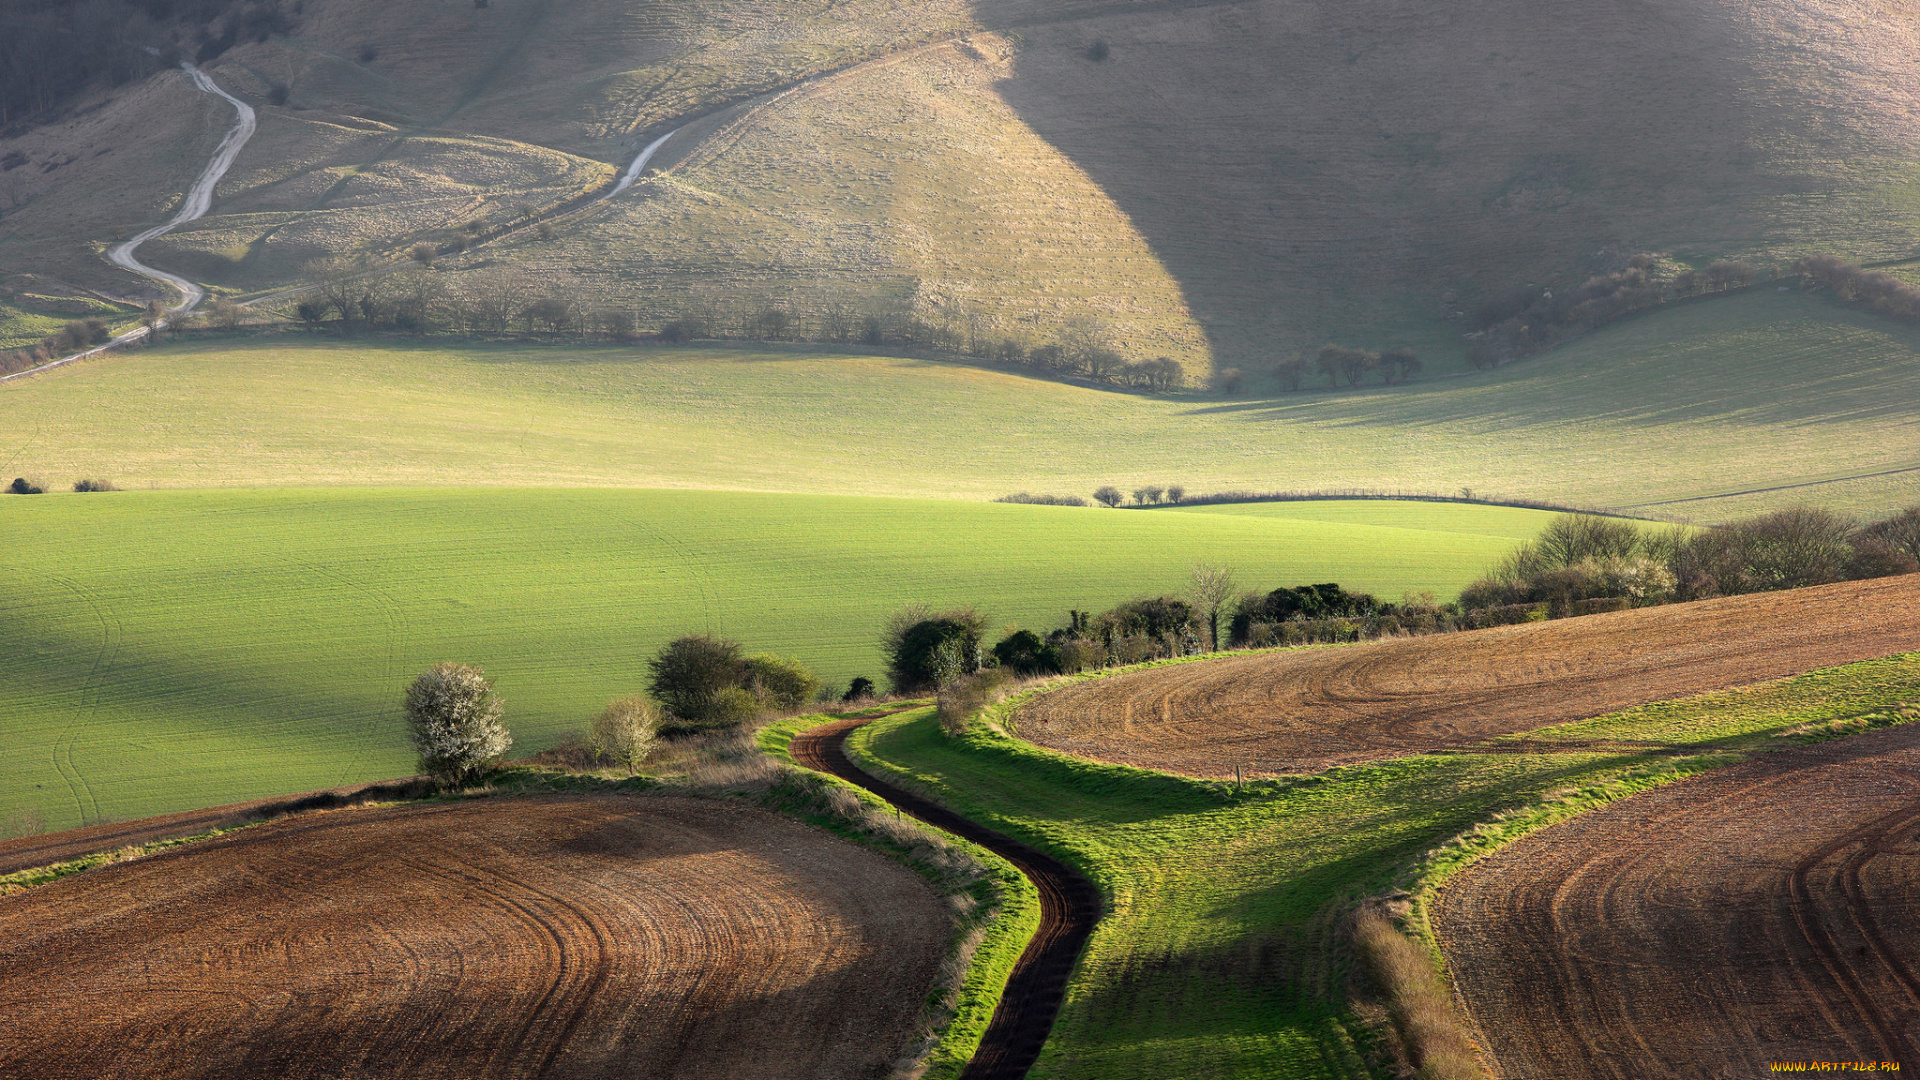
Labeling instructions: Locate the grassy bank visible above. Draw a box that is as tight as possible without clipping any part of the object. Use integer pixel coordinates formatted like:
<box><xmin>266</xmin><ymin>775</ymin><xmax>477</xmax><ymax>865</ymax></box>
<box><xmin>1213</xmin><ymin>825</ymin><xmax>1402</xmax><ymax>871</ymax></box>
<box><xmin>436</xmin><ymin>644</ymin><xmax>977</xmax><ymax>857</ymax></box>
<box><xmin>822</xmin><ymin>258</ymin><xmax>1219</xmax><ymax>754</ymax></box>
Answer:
<box><xmin>2</xmin><ymin>289</ymin><xmax>1915</xmax><ymax>516</ymax></box>
<box><xmin>840</xmin><ymin>652</ymin><xmax>1920</xmax><ymax>1078</ymax></box>
<box><xmin>0</xmin><ymin>488</ymin><xmax>1543</xmax><ymax>831</ymax></box>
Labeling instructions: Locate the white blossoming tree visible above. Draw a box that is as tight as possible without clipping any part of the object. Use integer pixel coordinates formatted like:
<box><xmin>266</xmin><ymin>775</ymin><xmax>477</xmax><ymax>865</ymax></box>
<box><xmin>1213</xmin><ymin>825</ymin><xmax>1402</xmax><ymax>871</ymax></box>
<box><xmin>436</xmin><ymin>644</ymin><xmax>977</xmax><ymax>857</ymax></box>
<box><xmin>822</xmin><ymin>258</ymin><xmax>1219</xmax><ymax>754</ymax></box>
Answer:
<box><xmin>404</xmin><ymin>662</ymin><xmax>511</xmax><ymax>785</ymax></box>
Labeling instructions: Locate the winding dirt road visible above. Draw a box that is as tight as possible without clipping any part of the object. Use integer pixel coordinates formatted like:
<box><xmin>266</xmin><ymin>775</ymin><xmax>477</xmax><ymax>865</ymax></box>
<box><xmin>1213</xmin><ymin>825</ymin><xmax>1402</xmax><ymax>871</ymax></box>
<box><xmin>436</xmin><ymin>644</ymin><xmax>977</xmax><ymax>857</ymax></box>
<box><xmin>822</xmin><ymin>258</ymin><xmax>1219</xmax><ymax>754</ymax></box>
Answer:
<box><xmin>1</xmin><ymin>63</ymin><xmax>256</xmax><ymax>385</ymax></box>
<box><xmin>1436</xmin><ymin>721</ymin><xmax>1920</xmax><ymax>1078</ymax></box>
<box><xmin>1018</xmin><ymin>576</ymin><xmax>1920</xmax><ymax>777</ymax></box>
<box><xmin>791</xmin><ymin>717</ymin><xmax>1100</xmax><ymax>1080</ymax></box>
<box><xmin>0</xmin><ymin>794</ymin><xmax>949</xmax><ymax>1080</ymax></box>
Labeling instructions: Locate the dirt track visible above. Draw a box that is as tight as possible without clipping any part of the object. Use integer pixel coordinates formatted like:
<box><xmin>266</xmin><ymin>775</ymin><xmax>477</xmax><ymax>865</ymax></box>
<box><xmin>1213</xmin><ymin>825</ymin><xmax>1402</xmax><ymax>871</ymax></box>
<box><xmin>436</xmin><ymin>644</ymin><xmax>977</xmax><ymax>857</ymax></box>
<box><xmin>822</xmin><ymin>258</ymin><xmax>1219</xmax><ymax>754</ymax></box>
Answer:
<box><xmin>0</xmin><ymin>794</ymin><xmax>948</xmax><ymax>1080</ymax></box>
<box><xmin>0</xmin><ymin>778</ymin><xmax>424</xmax><ymax>876</ymax></box>
<box><xmin>791</xmin><ymin>718</ymin><xmax>1100</xmax><ymax>1080</ymax></box>
<box><xmin>1019</xmin><ymin>576</ymin><xmax>1920</xmax><ymax>777</ymax></box>
<box><xmin>1436</xmin><ymin>720</ymin><xmax>1920</xmax><ymax>1077</ymax></box>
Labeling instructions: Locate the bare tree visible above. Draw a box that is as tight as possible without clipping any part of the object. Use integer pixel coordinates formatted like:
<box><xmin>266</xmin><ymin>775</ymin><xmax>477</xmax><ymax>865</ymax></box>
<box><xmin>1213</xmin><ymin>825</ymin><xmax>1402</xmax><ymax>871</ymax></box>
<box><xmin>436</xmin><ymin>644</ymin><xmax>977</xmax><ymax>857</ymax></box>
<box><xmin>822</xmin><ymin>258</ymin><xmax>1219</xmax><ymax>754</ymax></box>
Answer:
<box><xmin>1093</xmin><ymin>485</ymin><xmax>1124</xmax><ymax>508</ymax></box>
<box><xmin>1188</xmin><ymin>564</ymin><xmax>1236</xmax><ymax>651</ymax></box>
<box><xmin>303</xmin><ymin>255</ymin><xmax>366</xmax><ymax>325</ymax></box>
<box><xmin>464</xmin><ymin>267</ymin><xmax>526</xmax><ymax>333</ymax></box>
<box><xmin>1275</xmin><ymin>357</ymin><xmax>1309</xmax><ymax>391</ymax></box>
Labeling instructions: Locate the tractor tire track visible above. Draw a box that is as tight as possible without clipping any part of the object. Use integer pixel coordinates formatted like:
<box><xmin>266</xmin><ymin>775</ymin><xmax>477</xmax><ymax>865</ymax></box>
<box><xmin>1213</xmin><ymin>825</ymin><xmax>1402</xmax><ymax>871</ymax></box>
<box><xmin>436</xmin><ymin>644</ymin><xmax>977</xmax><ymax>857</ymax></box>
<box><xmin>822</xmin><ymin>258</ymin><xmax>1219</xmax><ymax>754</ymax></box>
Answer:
<box><xmin>791</xmin><ymin>716</ymin><xmax>1100</xmax><ymax>1080</ymax></box>
<box><xmin>0</xmin><ymin>794</ymin><xmax>950</xmax><ymax>1080</ymax></box>
<box><xmin>1020</xmin><ymin>576</ymin><xmax>1920</xmax><ymax>778</ymax></box>
<box><xmin>1435</xmin><ymin>722</ymin><xmax>1920</xmax><ymax>1078</ymax></box>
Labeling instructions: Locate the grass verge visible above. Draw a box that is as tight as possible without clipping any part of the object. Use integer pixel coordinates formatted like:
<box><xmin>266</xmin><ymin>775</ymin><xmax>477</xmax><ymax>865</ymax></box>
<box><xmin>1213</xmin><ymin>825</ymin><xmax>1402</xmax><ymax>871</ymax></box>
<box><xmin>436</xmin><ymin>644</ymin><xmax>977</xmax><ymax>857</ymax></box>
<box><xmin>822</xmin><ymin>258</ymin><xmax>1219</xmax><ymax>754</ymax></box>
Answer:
<box><xmin>840</xmin><ymin>651</ymin><xmax>1920</xmax><ymax>1079</ymax></box>
<box><xmin>761</xmin><ymin>709</ymin><xmax>1041</xmax><ymax>1080</ymax></box>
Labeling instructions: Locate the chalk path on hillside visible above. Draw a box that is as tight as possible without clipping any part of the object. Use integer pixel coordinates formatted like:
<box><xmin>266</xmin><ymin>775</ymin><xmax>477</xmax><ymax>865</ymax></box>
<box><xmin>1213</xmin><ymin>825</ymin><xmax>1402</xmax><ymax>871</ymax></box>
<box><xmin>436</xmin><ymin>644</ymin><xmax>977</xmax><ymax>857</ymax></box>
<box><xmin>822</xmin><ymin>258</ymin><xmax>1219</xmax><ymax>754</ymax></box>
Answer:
<box><xmin>596</xmin><ymin>127</ymin><xmax>679</xmax><ymax>203</ymax></box>
<box><xmin>2</xmin><ymin>64</ymin><xmax>255</xmax><ymax>385</ymax></box>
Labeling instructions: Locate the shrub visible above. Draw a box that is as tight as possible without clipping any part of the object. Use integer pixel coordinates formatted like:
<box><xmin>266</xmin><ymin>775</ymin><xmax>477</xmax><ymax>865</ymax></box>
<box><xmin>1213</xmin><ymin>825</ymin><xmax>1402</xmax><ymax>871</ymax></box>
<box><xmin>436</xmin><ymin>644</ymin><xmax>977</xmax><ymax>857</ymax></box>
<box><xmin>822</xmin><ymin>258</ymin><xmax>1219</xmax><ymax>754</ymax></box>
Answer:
<box><xmin>1054</xmin><ymin>638</ymin><xmax>1106</xmax><ymax>673</ymax></box>
<box><xmin>882</xmin><ymin>605</ymin><xmax>985</xmax><ymax>693</ymax></box>
<box><xmin>992</xmin><ymin>629</ymin><xmax>1061</xmax><ymax>675</ymax></box>
<box><xmin>1215</xmin><ymin>366</ymin><xmax>1246</xmax><ymax>394</ymax></box>
<box><xmin>588</xmin><ymin>695</ymin><xmax>657</xmax><ymax>774</ymax></box>
<box><xmin>403</xmin><ymin>662</ymin><xmax>511</xmax><ymax>785</ymax></box>
<box><xmin>71</xmin><ymin>478</ymin><xmax>117</xmax><ymax>492</ymax></box>
<box><xmin>1858</xmin><ymin>505</ymin><xmax>1920</xmax><ymax>563</ymax></box>
<box><xmin>646</xmin><ymin>634</ymin><xmax>748</xmax><ymax>729</ymax></box>
<box><xmin>1672</xmin><ymin>507</ymin><xmax>1856</xmax><ymax>598</ymax></box>
<box><xmin>8</xmin><ymin>477</ymin><xmax>43</xmax><ymax>495</ymax></box>
<box><xmin>743</xmin><ymin>654</ymin><xmax>820</xmax><ymax>711</ymax></box>
<box><xmin>937</xmin><ymin>666</ymin><xmax>1013</xmax><ymax>735</ymax></box>
<box><xmin>409</xmin><ymin>242</ymin><xmax>435</xmax><ymax>266</ymax></box>
<box><xmin>842</xmin><ymin>676</ymin><xmax>877</xmax><ymax>702</ymax></box>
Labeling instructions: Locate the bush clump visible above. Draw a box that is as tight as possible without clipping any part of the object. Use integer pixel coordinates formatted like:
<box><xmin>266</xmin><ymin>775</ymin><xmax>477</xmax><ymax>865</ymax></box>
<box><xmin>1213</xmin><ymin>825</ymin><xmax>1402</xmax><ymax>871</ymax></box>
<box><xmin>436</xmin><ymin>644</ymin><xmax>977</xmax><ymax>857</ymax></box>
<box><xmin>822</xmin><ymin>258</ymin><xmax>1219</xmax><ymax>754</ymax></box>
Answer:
<box><xmin>404</xmin><ymin>662</ymin><xmax>511</xmax><ymax>785</ymax></box>
<box><xmin>8</xmin><ymin>477</ymin><xmax>45</xmax><ymax>494</ymax></box>
<box><xmin>882</xmin><ymin>606</ymin><xmax>986</xmax><ymax>694</ymax></box>
<box><xmin>646</xmin><ymin>635</ymin><xmax>822</xmax><ymax>731</ymax></box>
<box><xmin>72</xmin><ymin>478</ymin><xmax>117</xmax><ymax>492</ymax></box>
<box><xmin>1460</xmin><ymin>507</ymin><xmax>1918</xmax><ymax>615</ymax></box>
<box><xmin>587</xmin><ymin>694</ymin><xmax>658</xmax><ymax>774</ymax></box>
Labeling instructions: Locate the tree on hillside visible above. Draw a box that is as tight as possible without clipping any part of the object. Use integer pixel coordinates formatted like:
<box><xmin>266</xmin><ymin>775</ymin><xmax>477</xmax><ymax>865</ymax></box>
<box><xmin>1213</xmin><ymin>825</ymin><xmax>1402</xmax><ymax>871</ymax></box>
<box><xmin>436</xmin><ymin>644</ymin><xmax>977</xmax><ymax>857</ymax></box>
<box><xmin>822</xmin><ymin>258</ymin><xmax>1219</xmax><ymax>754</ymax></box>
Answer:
<box><xmin>303</xmin><ymin>255</ymin><xmax>366</xmax><ymax>325</ymax></box>
<box><xmin>1094</xmin><ymin>485</ymin><xmax>1124</xmax><ymax>508</ymax></box>
<box><xmin>404</xmin><ymin>662</ymin><xmax>511</xmax><ymax>785</ymax></box>
<box><xmin>1275</xmin><ymin>357</ymin><xmax>1309</xmax><ymax>391</ymax></box>
<box><xmin>1188</xmin><ymin>564</ymin><xmax>1236</xmax><ymax>651</ymax></box>
<box><xmin>1166</xmin><ymin>484</ymin><xmax>1186</xmax><ymax>503</ymax></box>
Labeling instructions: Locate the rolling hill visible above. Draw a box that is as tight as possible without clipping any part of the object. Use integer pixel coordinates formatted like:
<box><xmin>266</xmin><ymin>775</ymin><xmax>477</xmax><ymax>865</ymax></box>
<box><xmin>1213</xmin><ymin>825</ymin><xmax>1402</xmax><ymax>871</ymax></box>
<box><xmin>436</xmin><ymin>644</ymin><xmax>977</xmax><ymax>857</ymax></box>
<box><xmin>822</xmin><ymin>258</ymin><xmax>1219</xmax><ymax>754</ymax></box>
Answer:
<box><xmin>2</xmin><ymin>0</ymin><xmax>1916</xmax><ymax>377</ymax></box>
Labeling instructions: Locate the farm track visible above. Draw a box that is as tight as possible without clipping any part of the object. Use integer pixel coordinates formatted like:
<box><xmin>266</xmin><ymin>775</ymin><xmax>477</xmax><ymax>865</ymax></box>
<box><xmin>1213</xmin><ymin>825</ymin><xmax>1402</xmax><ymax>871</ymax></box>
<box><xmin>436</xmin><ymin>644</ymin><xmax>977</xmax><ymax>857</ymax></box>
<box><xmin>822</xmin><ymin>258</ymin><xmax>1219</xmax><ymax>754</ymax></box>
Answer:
<box><xmin>791</xmin><ymin>717</ymin><xmax>1100</xmax><ymax>1080</ymax></box>
<box><xmin>1436</xmin><ymin>721</ymin><xmax>1920</xmax><ymax>1077</ymax></box>
<box><xmin>0</xmin><ymin>776</ymin><xmax>427</xmax><ymax>876</ymax></box>
<box><xmin>0</xmin><ymin>794</ymin><xmax>949</xmax><ymax>1080</ymax></box>
<box><xmin>1019</xmin><ymin>575</ymin><xmax>1920</xmax><ymax>777</ymax></box>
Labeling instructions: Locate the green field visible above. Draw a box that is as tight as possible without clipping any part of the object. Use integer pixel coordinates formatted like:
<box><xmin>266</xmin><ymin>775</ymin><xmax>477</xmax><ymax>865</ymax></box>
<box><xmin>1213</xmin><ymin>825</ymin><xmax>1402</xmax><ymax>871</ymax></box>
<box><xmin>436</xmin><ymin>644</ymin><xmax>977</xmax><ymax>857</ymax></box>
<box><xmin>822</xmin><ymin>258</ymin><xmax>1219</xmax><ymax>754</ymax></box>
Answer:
<box><xmin>2</xmin><ymin>289</ymin><xmax>1915</xmax><ymax>517</ymax></box>
<box><xmin>0</xmin><ymin>488</ymin><xmax>1551</xmax><ymax>832</ymax></box>
<box><xmin>841</xmin><ymin>653</ymin><xmax>1920</xmax><ymax>1079</ymax></box>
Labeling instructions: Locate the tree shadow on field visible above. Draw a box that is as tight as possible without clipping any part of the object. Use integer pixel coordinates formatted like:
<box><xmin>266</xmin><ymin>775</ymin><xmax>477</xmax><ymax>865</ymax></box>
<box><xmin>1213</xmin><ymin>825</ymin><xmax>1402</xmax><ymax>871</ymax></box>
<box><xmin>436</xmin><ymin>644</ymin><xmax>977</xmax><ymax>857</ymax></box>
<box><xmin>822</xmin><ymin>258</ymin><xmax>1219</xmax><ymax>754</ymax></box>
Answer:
<box><xmin>969</xmin><ymin>0</ymin><xmax>1826</xmax><ymax>372</ymax></box>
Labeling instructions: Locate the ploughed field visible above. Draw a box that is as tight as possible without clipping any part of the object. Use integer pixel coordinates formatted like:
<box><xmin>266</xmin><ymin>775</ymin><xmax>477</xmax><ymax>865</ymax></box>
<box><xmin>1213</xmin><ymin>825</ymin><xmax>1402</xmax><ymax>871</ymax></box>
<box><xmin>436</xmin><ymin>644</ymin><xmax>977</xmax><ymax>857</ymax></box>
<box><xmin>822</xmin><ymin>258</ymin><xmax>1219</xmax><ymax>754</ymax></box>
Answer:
<box><xmin>0</xmin><ymin>795</ymin><xmax>948</xmax><ymax>1080</ymax></box>
<box><xmin>1018</xmin><ymin>575</ymin><xmax>1920</xmax><ymax>777</ymax></box>
<box><xmin>1436</xmin><ymin>719</ymin><xmax>1920</xmax><ymax>1076</ymax></box>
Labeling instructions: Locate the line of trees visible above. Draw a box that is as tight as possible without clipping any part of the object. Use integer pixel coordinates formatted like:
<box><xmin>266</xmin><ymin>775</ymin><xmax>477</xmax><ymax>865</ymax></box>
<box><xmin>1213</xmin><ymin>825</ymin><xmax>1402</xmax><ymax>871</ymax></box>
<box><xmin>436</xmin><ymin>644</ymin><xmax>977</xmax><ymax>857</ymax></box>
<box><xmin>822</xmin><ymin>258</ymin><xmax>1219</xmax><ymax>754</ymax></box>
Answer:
<box><xmin>1460</xmin><ymin>506</ymin><xmax>1919</xmax><ymax>616</ymax></box>
<box><xmin>0</xmin><ymin>317</ymin><xmax>113</xmax><ymax>375</ymax></box>
<box><xmin>281</xmin><ymin>259</ymin><xmax>1193</xmax><ymax>392</ymax></box>
<box><xmin>1465</xmin><ymin>253</ymin><xmax>1762</xmax><ymax>370</ymax></box>
<box><xmin>1795</xmin><ymin>254</ymin><xmax>1920</xmax><ymax>323</ymax></box>
<box><xmin>1274</xmin><ymin>345</ymin><xmax>1422</xmax><ymax>391</ymax></box>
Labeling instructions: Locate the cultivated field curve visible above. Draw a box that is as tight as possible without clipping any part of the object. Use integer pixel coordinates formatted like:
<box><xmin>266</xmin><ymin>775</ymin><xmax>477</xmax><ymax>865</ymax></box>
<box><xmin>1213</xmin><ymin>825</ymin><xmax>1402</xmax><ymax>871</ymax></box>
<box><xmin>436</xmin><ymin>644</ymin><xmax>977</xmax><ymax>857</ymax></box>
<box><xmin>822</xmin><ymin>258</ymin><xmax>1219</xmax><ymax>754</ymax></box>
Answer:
<box><xmin>0</xmin><ymin>794</ymin><xmax>948</xmax><ymax>1080</ymax></box>
<box><xmin>791</xmin><ymin>717</ymin><xmax>1100</xmax><ymax>1080</ymax></box>
<box><xmin>1436</xmin><ymin>719</ymin><xmax>1920</xmax><ymax>1077</ymax></box>
<box><xmin>1019</xmin><ymin>575</ymin><xmax>1920</xmax><ymax>777</ymax></box>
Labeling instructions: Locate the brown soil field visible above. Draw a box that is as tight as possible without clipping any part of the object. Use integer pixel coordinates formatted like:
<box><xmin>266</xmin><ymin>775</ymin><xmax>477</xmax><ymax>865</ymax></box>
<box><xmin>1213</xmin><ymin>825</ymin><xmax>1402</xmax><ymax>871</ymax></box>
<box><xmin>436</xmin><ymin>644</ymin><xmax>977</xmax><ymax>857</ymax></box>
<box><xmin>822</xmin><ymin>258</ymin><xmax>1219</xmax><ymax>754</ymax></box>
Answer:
<box><xmin>1018</xmin><ymin>575</ymin><xmax>1920</xmax><ymax>778</ymax></box>
<box><xmin>1434</xmin><ymin>718</ymin><xmax>1920</xmax><ymax>1076</ymax></box>
<box><xmin>0</xmin><ymin>794</ymin><xmax>949</xmax><ymax>1080</ymax></box>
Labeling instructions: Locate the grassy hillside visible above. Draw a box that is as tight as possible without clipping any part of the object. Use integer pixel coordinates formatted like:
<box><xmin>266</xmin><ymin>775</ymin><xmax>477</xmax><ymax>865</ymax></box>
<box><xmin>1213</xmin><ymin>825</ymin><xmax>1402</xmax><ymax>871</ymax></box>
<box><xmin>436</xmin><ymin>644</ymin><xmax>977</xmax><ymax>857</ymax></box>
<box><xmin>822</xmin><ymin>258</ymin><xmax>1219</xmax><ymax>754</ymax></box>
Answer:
<box><xmin>3</xmin><ymin>289</ymin><xmax>1913</xmax><ymax>516</ymax></box>
<box><xmin>3</xmin><ymin>0</ymin><xmax>1916</xmax><ymax>375</ymax></box>
<box><xmin>842</xmin><ymin>654</ymin><xmax>1920</xmax><ymax>1078</ymax></box>
<box><xmin>0</xmin><ymin>489</ymin><xmax>1547</xmax><ymax>831</ymax></box>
